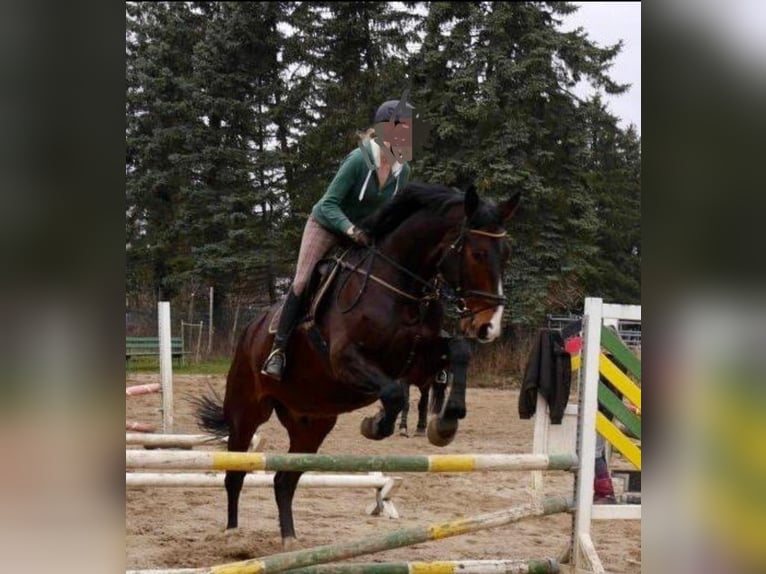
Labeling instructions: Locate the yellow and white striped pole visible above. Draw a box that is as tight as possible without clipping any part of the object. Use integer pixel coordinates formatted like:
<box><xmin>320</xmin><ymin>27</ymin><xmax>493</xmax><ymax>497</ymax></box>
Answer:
<box><xmin>126</xmin><ymin>451</ymin><xmax>578</xmax><ymax>473</ymax></box>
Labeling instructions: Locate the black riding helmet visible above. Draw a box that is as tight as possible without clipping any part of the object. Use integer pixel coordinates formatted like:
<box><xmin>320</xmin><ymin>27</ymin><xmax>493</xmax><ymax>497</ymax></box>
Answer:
<box><xmin>373</xmin><ymin>98</ymin><xmax>415</xmax><ymax>125</ymax></box>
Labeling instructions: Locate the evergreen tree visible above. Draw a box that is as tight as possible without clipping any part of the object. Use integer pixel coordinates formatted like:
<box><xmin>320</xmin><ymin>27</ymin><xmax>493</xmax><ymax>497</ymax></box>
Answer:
<box><xmin>126</xmin><ymin>2</ymin><xmax>207</xmax><ymax>301</ymax></box>
<box><xmin>125</xmin><ymin>1</ymin><xmax>641</xmax><ymax>343</ymax></box>
<box><xmin>409</xmin><ymin>1</ymin><xmax>631</xmax><ymax>326</ymax></box>
<box><xmin>185</xmin><ymin>2</ymin><xmax>285</xmax><ymax>307</ymax></box>
<box><xmin>579</xmin><ymin>96</ymin><xmax>641</xmax><ymax>304</ymax></box>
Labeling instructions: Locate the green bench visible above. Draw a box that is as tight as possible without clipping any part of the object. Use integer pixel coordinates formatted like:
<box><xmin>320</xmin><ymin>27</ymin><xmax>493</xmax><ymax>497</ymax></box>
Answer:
<box><xmin>126</xmin><ymin>336</ymin><xmax>185</xmax><ymax>366</ymax></box>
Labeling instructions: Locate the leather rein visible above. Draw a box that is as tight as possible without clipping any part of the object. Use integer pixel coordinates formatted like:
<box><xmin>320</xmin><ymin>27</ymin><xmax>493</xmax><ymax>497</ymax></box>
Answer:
<box><xmin>334</xmin><ymin>219</ymin><xmax>508</xmax><ymax>319</ymax></box>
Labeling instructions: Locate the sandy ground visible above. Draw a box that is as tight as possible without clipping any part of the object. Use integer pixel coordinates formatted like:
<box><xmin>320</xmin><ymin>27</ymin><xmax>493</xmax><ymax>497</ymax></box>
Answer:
<box><xmin>126</xmin><ymin>374</ymin><xmax>640</xmax><ymax>573</ymax></box>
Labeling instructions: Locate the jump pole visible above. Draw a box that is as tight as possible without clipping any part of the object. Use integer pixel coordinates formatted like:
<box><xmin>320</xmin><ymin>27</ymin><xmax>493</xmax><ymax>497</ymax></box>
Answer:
<box><xmin>127</xmin><ymin>559</ymin><xmax>559</xmax><ymax>574</ymax></box>
<box><xmin>279</xmin><ymin>559</ymin><xmax>560</xmax><ymax>574</ymax></box>
<box><xmin>125</xmin><ymin>451</ymin><xmax>579</xmax><ymax>473</ymax></box>
<box><xmin>127</xmin><ymin>497</ymin><xmax>571</xmax><ymax>574</ymax></box>
<box><xmin>126</xmin><ymin>472</ymin><xmax>396</xmax><ymax>490</ymax></box>
<box><xmin>126</xmin><ymin>383</ymin><xmax>162</xmax><ymax>396</ymax></box>
<box><xmin>126</xmin><ymin>433</ymin><xmax>263</xmax><ymax>451</ymax></box>
<box><xmin>127</xmin><ymin>421</ymin><xmax>156</xmax><ymax>433</ymax></box>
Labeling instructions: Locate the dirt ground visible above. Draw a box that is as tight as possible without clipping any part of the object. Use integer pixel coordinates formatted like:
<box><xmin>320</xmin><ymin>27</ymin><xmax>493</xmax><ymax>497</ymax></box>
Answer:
<box><xmin>126</xmin><ymin>374</ymin><xmax>641</xmax><ymax>573</ymax></box>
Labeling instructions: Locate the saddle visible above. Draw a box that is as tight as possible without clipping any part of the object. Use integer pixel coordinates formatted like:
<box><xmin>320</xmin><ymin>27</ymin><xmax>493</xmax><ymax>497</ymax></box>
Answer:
<box><xmin>268</xmin><ymin>247</ymin><xmax>350</xmax><ymax>335</ymax></box>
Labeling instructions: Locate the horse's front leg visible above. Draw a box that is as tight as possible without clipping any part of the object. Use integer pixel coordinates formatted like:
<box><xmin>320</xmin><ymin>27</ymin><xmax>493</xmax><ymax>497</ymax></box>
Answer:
<box><xmin>428</xmin><ymin>336</ymin><xmax>471</xmax><ymax>446</ymax></box>
<box><xmin>337</xmin><ymin>345</ymin><xmax>405</xmax><ymax>441</ymax></box>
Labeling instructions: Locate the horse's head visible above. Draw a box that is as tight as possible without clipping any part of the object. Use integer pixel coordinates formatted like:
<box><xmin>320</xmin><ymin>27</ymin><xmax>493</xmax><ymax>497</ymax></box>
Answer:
<box><xmin>436</xmin><ymin>185</ymin><xmax>521</xmax><ymax>343</ymax></box>
<box><xmin>362</xmin><ymin>182</ymin><xmax>521</xmax><ymax>342</ymax></box>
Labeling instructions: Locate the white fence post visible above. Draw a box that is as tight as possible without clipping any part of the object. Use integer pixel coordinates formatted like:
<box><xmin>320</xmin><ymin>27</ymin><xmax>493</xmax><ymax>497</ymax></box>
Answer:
<box><xmin>158</xmin><ymin>301</ymin><xmax>173</xmax><ymax>433</ymax></box>
<box><xmin>574</xmin><ymin>297</ymin><xmax>603</xmax><ymax>572</ymax></box>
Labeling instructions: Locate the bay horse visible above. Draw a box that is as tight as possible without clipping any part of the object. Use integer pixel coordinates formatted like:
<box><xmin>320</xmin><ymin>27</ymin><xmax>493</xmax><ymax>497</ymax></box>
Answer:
<box><xmin>194</xmin><ymin>182</ymin><xmax>521</xmax><ymax>548</ymax></box>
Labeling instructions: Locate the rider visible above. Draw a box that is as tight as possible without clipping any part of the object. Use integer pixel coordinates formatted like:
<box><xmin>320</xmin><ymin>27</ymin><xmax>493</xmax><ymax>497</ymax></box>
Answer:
<box><xmin>261</xmin><ymin>96</ymin><xmax>415</xmax><ymax>380</ymax></box>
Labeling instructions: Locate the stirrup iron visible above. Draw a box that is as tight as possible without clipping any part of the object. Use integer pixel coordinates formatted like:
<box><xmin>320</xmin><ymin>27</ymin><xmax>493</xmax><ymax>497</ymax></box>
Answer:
<box><xmin>261</xmin><ymin>348</ymin><xmax>286</xmax><ymax>379</ymax></box>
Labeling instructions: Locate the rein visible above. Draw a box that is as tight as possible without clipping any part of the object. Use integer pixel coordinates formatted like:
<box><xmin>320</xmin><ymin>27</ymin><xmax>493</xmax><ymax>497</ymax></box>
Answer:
<box><xmin>334</xmin><ymin>218</ymin><xmax>508</xmax><ymax>321</ymax></box>
<box><xmin>334</xmin><ymin>251</ymin><xmax>422</xmax><ymax>307</ymax></box>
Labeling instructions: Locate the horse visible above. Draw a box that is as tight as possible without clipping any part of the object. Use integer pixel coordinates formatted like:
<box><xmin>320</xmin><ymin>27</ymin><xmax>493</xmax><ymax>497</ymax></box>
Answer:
<box><xmin>193</xmin><ymin>182</ymin><xmax>521</xmax><ymax>548</ymax></box>
<box><xmin>397</xmin><ymin>370</ymin><xmax>449</xmax><ymax>437</ymax></box>
<box><xmin>398</xmin><ymin>381</ymin><xmax>430</xmax><ymax>437</ymax></box>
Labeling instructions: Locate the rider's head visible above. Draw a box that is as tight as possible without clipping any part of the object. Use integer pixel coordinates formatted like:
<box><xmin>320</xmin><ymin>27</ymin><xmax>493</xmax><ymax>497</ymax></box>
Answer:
<box><xmin>372</xmin><ymin>93</ymin><xmax>415</xmax><ymax>164</ymax></box>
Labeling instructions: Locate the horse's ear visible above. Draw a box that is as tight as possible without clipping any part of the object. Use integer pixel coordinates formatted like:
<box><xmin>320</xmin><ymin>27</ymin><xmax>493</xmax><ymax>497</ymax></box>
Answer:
<box><xmin>499</xmin><ymin>190</ymin><xmax>522</xmax><ymax>221</ymax></box>
<box><xmin>464</xmin><ymin>184</ymin><xmax>479</xmax><ymax>218</ymax></box>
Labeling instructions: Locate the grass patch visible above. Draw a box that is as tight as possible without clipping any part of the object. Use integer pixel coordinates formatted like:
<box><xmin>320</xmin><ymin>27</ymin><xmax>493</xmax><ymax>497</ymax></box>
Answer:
<box><xmin>126</xmin><ymin>356</ymin><xmax>232</xmax><ymax>375</ymax></box>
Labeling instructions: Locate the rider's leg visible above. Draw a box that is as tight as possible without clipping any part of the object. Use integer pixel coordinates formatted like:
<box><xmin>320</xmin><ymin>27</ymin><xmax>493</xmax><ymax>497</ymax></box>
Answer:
<box><xmin>261</xmin><ymin>287</ymin><xmax>304</xmax><ymax>379</ymax></box>
<box><xmin>262</xmin><ymin>215</ymin><xmax>338</xmax><ymax>380</ymax></box>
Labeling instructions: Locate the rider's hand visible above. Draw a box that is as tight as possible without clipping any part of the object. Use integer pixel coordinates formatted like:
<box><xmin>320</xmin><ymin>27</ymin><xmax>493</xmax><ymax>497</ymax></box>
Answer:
<box><xmin>347</xmin><ymin>225</ymin><xmax>371</xmax><ymax>247</ymax></box>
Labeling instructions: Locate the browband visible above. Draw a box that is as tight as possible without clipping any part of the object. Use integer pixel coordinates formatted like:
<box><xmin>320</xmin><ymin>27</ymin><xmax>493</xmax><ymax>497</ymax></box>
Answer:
<box><xmin>468</xmin><ymin>229</ymin><xmax>508</xmax><ymax>238</ymax></box>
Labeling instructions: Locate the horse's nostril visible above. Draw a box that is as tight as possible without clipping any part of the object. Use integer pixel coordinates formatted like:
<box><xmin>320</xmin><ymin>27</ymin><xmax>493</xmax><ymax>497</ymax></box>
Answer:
<box><xmin>478</xmin><ymin>324</ymin><xmax>491</xmax><ymax>340</ymax></box>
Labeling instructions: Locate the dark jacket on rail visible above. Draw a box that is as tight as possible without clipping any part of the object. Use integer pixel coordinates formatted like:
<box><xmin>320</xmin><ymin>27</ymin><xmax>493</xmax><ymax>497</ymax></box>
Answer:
<box><xmin>518</xmin><ymin>329</ymin><xmax>573</xmax><ymax>424</ymax></box>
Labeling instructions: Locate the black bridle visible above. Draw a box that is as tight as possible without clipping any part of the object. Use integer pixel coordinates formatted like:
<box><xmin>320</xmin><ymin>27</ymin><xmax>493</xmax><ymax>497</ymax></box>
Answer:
<box><xmin>336</xmin><ymin>217</ymin><xmax>507</xmax><ymax>321</ymax></box>
<box><xmin>432</xmin><ymin>218</ymin><xmax>508</xmax><ymax>318</ymax></box>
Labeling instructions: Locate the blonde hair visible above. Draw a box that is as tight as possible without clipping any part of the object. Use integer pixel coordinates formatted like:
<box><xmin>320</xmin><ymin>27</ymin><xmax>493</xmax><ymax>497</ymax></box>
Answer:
<box><xmin>356</xmin><ymin>126</ymin><xmax>377</xmax><ymax>143</ymax></box>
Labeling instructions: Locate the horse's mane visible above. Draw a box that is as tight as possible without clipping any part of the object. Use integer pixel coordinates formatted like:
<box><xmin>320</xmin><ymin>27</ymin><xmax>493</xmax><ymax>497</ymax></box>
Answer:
<box><xmin>362</xmin><ymin>182</ymin><xmax>463</xmax><ymax>241</ymax></box>
<box><xmin>362</xmin><ymin>181</ymin><xmax>505</xmax><ymax>241</ymax></box>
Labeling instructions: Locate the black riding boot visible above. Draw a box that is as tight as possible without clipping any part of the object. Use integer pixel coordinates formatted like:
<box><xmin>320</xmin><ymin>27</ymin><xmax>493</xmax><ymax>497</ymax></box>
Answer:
<box><xmin>261</xmin><ymin>290</ymin><xmax>303</xmax><ymax>380</ymax></box>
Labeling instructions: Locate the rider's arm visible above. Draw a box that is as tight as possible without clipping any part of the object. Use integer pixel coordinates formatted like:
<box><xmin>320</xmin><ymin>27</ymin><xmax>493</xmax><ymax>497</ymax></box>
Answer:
<box><xmin>312</xmin><ymin>149</ymin><xmax>367</xmax><ymax>236</ymax></box>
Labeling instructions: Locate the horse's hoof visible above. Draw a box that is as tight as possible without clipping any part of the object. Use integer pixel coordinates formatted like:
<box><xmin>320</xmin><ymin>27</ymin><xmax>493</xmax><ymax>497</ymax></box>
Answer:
<box><xmin>361</xmin><ymin>417</ymin><xmax>383</xmax><ymax>440</ymax></box>
<box><xmin>414</xmin><ymin>427</ymin><xmax>426</xmax><ymax>437</ymax></box>
<box><xmin>282</xmin><ymin>536</ymin><xmax>299</xmax><ymax>551</ymax></box>
<box><xmin>444</xmin><ymin>405</ymin><xmax>467</xmax><ymax>420</ymax></box>
<box><xmin>399</xmin><ymin>427</ymin><xmax>409</xmax><ymax>437</ymax></box>
<box><xmin>427</xmin><ymin>417</ymin><xmax>458</xmax><ymax>447</ymax></box>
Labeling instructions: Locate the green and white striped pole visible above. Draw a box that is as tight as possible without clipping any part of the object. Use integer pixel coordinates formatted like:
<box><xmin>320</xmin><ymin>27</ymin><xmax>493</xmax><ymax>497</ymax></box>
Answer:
<box><xmin>129</xmin><ymin>559</ymin><xmax>559</xmax><ymax>574</ymax></box>
<box><xmin>126</xmin><ymin>451</ymin><xmax>578</xmax><ymax>473</ymax></box>
<box><xmin>127</xmin><ymin>497</ymin><xmax>571</xmax><ymax>574</ymax></box>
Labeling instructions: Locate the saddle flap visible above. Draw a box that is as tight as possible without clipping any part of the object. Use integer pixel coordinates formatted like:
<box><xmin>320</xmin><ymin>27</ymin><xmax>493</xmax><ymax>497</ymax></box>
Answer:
<box><xmin>268</xmin><ymin>253</ymin><xmax>345</xmax><ymax>335</ymax></box>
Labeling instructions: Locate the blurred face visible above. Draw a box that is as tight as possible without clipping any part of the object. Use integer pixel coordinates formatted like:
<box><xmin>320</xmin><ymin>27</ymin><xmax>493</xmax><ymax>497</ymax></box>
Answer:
<box><xmin>375</xmin><ymin>117</ymin><xmax>413</xmax><ymax>163</ymax></box>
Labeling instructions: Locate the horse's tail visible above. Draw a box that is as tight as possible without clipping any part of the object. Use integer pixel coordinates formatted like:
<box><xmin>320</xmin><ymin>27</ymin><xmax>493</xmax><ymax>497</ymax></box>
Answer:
<box><xmin>190</xmin><ymin>385</ymin><xmax>229</xmax><ymax>440</ymax></box>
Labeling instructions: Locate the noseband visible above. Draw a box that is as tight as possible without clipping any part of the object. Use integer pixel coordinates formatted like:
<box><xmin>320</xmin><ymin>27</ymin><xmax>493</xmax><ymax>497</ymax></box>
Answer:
<box><xmin>434</xmin><ymin>219</ymin><xmax>508</xmax><ymax>318</ymax></box>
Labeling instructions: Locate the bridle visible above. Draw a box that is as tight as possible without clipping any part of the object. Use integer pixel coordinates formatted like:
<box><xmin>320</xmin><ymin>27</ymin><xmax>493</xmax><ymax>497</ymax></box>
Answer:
<box><xmin>335</xmin><ymin>216</ymin><xmax>508</xmax><ymax>321</ymax></box>
<box><xmin>432</xmin><ymin>218</ymin><xmax>508</xmax><ymax>319</ymax></box>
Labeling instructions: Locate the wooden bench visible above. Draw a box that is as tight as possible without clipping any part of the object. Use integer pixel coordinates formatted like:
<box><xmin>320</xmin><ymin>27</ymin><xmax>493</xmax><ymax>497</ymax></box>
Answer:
<box><xmin>126</xmin><ymin>336</ymin><xmax>185</xmax><ymax>366</ymax></box>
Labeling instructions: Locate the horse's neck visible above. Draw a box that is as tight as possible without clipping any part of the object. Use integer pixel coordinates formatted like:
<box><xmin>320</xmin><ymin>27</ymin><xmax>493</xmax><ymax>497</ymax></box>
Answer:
<box><xmin>377</xmin><ymin>217</ymin><xmax>455</xmax><ymax>286</ymax></box>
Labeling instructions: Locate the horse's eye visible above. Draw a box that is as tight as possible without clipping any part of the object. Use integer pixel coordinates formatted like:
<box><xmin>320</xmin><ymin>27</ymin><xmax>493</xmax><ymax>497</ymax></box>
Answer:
<box><xmin>472</xmin><ymin>250</ymin><xmax>487</xmax><ymax>263</ymax></box>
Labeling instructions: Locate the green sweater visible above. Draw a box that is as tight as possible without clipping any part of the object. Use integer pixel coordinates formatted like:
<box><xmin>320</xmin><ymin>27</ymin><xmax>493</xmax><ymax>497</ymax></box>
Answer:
<box><xmin>312</xmin><ymin>140</ymin><xmax>411</xmax><ymax>235</ymax></box>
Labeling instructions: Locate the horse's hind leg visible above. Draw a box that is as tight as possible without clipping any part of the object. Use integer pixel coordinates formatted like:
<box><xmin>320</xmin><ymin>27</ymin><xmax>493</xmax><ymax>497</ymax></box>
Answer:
<box><xmin>224</xmin><ymin>356</ymin><xmax>273</xmax><ymax>529</ymax></box>
<box><xmin>273</xmin><ymin>404</ymin><xmax>337</xmax><ymax>548</ymax></box>
<box><xmin>224</xmin><ymin>397</ymin><xmax>273</xmax><ymax>530</ymax></box>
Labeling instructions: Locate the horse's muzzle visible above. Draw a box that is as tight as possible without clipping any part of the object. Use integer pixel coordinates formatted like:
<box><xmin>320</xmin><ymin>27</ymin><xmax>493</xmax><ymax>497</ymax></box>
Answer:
<box><xmin>459</xmin><ymin>317</ymin><xmax>502</xmax><ymax>343</ymax></box>
<box><xmin>478</xmin><ymin>323</ymin><xmax>492</xmax><ymax>342</ymax></box>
